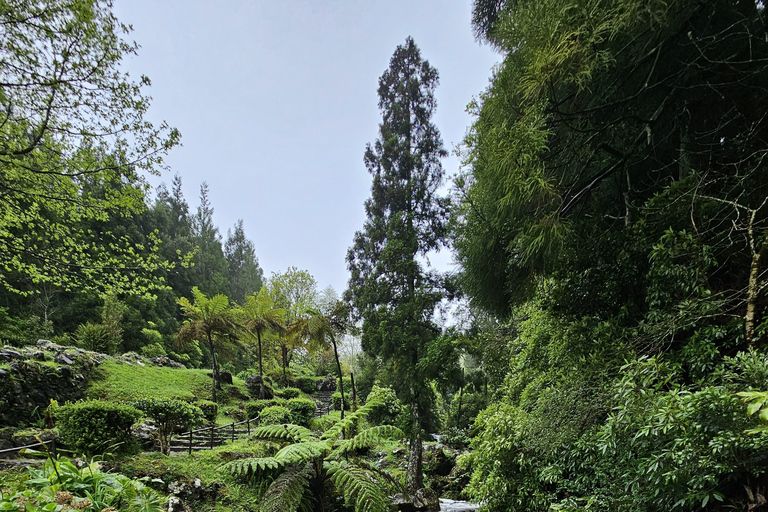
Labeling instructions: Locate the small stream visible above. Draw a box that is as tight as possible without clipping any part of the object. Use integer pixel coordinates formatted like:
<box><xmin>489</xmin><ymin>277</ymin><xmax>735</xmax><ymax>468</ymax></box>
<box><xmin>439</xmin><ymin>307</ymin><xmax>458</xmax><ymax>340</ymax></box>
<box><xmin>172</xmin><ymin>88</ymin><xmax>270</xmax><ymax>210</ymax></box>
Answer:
<box><xmin>439</xmin><ymin>499</ymin><xmax>480</xmax><ymax>512</ymax></box>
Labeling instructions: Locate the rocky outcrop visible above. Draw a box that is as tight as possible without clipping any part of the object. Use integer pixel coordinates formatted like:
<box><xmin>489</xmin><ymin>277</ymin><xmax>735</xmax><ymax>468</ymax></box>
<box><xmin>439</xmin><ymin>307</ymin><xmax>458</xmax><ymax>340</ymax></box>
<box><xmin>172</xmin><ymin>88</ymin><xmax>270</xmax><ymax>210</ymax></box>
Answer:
<box><xmin>392</xmin><ymin>488</ymin><xmax>441</xmax><ymax>512</ymax></box>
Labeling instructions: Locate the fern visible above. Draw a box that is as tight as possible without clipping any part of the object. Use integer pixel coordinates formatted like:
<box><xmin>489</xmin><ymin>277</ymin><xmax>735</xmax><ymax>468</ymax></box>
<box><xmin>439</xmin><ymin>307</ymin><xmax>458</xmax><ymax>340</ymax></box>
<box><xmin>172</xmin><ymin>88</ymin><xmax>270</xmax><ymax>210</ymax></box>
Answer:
<box><xmin>223</xmin><ymin>457</ymin><xmax>285</xmax><ymax>476</ymax></box>
<box><xmin>275</xmin><ymin>441</ymin><xmax>331</xmax><ymax>464</ymax></box>
<box><xmin>321</xmin><ymin>399</ymin><xmax>381</xmax><ymax>441</ymax></box>
<box><xmin>251</xmin><ymin>423</ymin><xmax>314</xmax><ymax>443</ymax></box>
<box><xmin>330</xmin><ymin>425</ymin><xmax>403</xmax><ymax>459</ymax></box>
<box><xmin>327</xmin><ymin>460</ymin><xmax>392</xmax><ymax>512</ymax></box>
<box><xmin>260</xmin><ymin>463</ymin><xmax>312</xmax><ymax>512</ymax></box>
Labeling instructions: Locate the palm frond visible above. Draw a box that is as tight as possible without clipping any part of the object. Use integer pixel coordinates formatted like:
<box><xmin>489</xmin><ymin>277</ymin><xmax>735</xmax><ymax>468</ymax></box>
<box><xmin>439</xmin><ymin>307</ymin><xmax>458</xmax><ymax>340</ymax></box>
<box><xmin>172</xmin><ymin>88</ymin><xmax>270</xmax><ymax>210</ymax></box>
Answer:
<box><xmin>251</xmin><ymin>423</ymin><xmax>315</xmax><ymax>444</ymax></box>
<box><xmin>327</xmin><ymin>460</ymin><xmax>392</xmax><ymax>512</ymax></box>
<box><xmin>275</xmin><ymin>441</ymin><xmax>331</xmax><ymax>464</ymax></box>
<box><xmin>260</xmin><ymin>463</ymin><xmax>313</xmax><ymax>512</ymax></box>
<box><xmin>329</xmin><ymin>425</ymin><xmax>403</xmax><ymax>459</ymax></box>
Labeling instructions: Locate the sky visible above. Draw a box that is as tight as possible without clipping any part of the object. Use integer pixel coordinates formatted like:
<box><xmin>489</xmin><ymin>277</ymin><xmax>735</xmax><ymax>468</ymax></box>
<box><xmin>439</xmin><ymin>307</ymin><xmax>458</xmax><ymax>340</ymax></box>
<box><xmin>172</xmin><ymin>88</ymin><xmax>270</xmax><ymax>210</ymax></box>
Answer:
<box><xmin>113</xmin><ymin>1</ymin><xmax>500</xmax><ymax>294</ymax></box>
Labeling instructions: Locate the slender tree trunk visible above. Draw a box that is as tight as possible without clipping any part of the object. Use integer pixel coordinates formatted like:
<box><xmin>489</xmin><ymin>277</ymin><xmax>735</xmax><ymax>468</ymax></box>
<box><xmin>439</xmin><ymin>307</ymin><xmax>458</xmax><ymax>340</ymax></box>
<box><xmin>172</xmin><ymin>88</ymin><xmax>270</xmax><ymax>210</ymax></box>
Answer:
<box><xmin>282</xmin><ymin>344</ymin><xmax>288</xmax><ymax>385</ymax></box>
<box><xmin>746</xmin><ymin>211</ymin><xmax>765</xmax><ymax>346</ymax></box>
<box><xmin>406</xmin><ymin>386</ymin><xmax>423</xmax><ymax>492</ymax></box>
<box><xmin>208</xmin><ymin>334</ymin><xmax>217</xmax><ymax>403</ymax></box>
<box><xmin>257</xmin><ymin>330</ymin><xmax>265</xmax><ymax>399</ymax></box>
<box><xmin>456</xmin><ymin>385</ymin><xmax>464</xmax><ymax>428</ymax></box>
<box><xmin>350</xmin><ymin>372</ymin><xmax>358</xmax><ymax>411</ymax></box>
<box><xmin>332</xmin><ymin>337</ymin><xmax>345</xmax><ymax>420</ymax></box>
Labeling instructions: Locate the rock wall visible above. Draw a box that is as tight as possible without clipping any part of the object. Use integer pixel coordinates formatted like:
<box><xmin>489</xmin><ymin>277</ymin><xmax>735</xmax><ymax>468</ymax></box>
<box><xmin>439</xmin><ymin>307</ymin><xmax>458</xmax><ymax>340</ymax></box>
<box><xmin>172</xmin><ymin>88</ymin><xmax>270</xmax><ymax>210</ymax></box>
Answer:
<box><xmin>0</xmin><ymin>340</ymin><xmax>105</xmax><ymax>426</ymax></box>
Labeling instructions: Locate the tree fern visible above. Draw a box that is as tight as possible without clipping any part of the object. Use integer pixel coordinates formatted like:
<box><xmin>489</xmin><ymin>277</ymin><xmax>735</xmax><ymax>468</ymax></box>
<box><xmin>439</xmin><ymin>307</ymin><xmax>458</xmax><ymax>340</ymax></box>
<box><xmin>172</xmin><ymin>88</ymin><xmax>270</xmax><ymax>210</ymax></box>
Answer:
<box><xmin>223</xmin><ymin>457</ymin><xmax>285</xmax><ymax>477</ymax></box>
<box><xmin>259</xmin><ymin>463</ymin><xmax>312</xmax><ymax>512</ymax></box>
<box><xmin>329</xmin><ymin>425</ymin><xmax>403</xmax><ymax>459</ymax></box>
<box><xmin>251</xmin><ymin>423</ymin><xmax>314</xmax><ymax>443</ymax></box>
<box><xmin>321</xmin><ymin>398</ymin><xmax>381</xmax><ymax>441</ymax></box>
<box><xmin>327</xmin><ymin>460</ymin><xmax>392</xmax><ymax>512</ymax></box>
<box><xmin>274</xmin><ymin>441</ymin><xmax>331</xmax><ymax>464</ymax></box>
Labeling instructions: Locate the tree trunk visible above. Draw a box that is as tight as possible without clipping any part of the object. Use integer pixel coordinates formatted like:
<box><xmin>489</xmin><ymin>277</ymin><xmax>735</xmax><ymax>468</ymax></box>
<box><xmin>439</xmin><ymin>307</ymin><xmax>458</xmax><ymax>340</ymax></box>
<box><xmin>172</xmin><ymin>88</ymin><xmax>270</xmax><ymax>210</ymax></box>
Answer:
<box><xmin>282</xmin><ymin>344</ymin><xmax>288</xmax><ymax>385</ymax></box>
<box><xmin>332</xmin><ymin>337</ymin><xmax>345</xmax><ymax>420</ymax></box>
<box><xmin>208</xmin><ymin>335</ymin><xmax>217</xmax><ymax>403</ymax></box>
<box><xmin>350</xmin><ymin>372</ymin><xmax>358</xmax><ymax>411</ymax></box>
<box><xmin>746</xmin><ymin>242</ymin><xmax>764</xmax><ymax>346</ymax></box>
<box><xmin>257</xmin><ymin>330</ymin><xmax>265</xmax><ymax>399</ymax></box>
<box><xmin>406</xmin><ymin>392</ymin><xmax>423</xmax><ymax>492</ymax></box>
<box><xmin>456</xmin><ymin>385</ymin><xmax>464</xmax><ymax>428</ymax></box>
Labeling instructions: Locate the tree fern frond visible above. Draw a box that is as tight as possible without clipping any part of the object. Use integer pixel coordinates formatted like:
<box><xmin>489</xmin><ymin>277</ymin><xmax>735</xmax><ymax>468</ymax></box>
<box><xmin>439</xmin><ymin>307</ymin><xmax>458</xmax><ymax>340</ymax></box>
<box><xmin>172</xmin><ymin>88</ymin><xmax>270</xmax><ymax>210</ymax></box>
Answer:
<box><xmin>275</xmin><ymin>441</ymin><xmax>330</xmax><ymax>464</ymax></box>
<box><xmin>321</xmin><ymin>399</ymin><xmax>382</xmax><ymax>441</ymax></box>
<box><xmin>327</xmin><ymin>460</ymin><xmax>392</xmax><ymax>512</ymax></box>
<box><xmin>260</xmin><ymin>463</ymin><xmax>312</xmax><ymax>512</ymax></box>
<box><xmin>222</xmin><ymin>457</ymin><xmax>284</xmax><ymax>477</ymax></box>
<box><xmin>330</xmin><ymin>425</ymin><xmax>404</xmax><ymax>458</ymax></box>
<box><xmin>354</xmin><ymin>457</ymin><xmax>406</xmax><ymax>494</ymax></box>
<box><xmin>251</xmin><ymin>423</ymin><xmax>315</xmax><ymax>443</ymax></box>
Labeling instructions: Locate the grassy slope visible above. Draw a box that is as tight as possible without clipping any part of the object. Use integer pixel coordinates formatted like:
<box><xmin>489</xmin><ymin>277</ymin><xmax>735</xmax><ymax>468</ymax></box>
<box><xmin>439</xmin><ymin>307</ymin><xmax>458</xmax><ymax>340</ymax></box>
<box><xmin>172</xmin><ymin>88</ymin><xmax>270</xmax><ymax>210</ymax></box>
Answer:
<box><xmin>87</xmin><ymin>360</ymin><xmax>242</xmax><ymax>403</ymax></box>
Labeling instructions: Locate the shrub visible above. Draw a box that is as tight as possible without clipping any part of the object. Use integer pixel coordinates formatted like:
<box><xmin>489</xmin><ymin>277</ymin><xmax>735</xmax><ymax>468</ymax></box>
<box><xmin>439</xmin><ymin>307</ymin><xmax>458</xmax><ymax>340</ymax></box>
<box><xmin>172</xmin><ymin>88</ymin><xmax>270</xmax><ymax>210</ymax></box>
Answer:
<box><xmin>74</xmin><ymin>322</ymin><xmax>119</xmax><ymax>355</ymax></box>
<box><xmin>140</xmin><ymin>342</ymin><xmax>167</xmax><ymax>358</ymax></box>
<box><xmin>331</xmin><ymin>391</ymin><xmax>350</xmax><ymax>411</ymax></box>
<box><xmin>194</xmin><ymin>400</ymin><xmax>218</xmax><ymax>423</ymax></box>
<box><xmin>366</xmin><ymin>385</ymin><xmax>402</xmax><ymax>425</ymax></box>
<box><xmin>134</xmin><ymin>398</ymin><xmax>205</xmax><ymax>454</ymax></box>
<box><xmin>259</xmin><ymin>405</ymin><xmax>292</xmax><ymax>425</ymax></box>
<box><xmin>57</xmin><ymin>400</ymin><xmax>141</xmax><ymax>456</ymax></box>
<box><xmin>287</xmin><ymin>397</ymin><xmax>317</xmax><ymax>425</ymax></box>
<box><xmin>279</xmin><ymin>387</ymin><xmax>301</xmax><ymax>399</ymax></box>
<box><xmin>296</xmin><ymin>376</ymin><xmax>318</xmax><ymax>393</ymax></box>
<box><xmin>245</xmin><ymin>398</ymin><xmax>287</xmax><ymax>419</ymax></box>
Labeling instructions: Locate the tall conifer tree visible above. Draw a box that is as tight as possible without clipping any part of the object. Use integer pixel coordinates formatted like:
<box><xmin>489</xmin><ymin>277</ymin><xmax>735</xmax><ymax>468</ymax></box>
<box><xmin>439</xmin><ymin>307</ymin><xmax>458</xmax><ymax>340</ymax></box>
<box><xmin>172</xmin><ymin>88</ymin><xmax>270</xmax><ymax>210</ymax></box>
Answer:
<box><xmin>346</xmin><ymin>37</ymin><xmax>447</xmax><ymax>492</ymax></box>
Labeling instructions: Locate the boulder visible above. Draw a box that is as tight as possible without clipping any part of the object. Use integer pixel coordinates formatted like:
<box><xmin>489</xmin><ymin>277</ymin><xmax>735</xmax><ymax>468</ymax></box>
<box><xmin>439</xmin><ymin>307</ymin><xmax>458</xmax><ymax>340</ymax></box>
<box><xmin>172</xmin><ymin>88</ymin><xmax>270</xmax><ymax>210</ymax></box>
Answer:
<box><xmin>245</xmin><ymin>375</ymin><xmax>274</xmax><ymax>399</ymax></box>
<box><xmin>316</xmin><ymin>375</ymin><xmax>337</xmax><ymax>392</ymax></box>
<box><xmin>218</xmin><ymin>371</ymin><xmax>233</xmax><ymax>385</ymax></box>
<box><xmin>392</xmin><ymin>488</ymin><xmax>441</xmax><ymax>512</ymax></box>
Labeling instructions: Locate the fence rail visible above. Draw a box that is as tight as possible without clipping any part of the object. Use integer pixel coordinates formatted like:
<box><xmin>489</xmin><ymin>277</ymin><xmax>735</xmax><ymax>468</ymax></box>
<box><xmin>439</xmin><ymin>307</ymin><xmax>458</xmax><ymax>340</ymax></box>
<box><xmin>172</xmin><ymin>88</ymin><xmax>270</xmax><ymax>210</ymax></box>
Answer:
<box><xmin>174</xmin><ymin>415</ymin><xmax>260</xmax><ymax>455</ymax></box>
<box><xmin>0</xmin><ymin>438</ymin><xmax>56</xmax><ymax>457</ymax></box>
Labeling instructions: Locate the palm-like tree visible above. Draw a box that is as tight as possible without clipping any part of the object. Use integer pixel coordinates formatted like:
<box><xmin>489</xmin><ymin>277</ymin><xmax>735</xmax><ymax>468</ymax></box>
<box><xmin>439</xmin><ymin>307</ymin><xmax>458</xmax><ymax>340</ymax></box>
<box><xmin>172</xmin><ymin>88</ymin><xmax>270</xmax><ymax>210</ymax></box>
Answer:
<box><xmin>176</xmin><ymin>286</ymin><xmax>235</xmax><ymax>402</ymax></box>
<box><xmin>296</xmin><ymin>300</ymin><xmax>349</xmax><ymax>418</ymax></box>
<box><xmin>240</xmin><ymin>286</ymin><xmax>286</xmax><ymax>398</ymax></box>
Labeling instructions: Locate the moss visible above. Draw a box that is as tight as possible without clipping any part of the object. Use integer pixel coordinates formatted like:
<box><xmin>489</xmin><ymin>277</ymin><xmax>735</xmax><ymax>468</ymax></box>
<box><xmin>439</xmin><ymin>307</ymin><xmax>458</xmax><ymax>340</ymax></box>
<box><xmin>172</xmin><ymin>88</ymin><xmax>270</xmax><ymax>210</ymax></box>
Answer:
<box><xmin>87</xmin><ymin>361</ymin><xmax>216</xmax><ymax>402</ymax></box>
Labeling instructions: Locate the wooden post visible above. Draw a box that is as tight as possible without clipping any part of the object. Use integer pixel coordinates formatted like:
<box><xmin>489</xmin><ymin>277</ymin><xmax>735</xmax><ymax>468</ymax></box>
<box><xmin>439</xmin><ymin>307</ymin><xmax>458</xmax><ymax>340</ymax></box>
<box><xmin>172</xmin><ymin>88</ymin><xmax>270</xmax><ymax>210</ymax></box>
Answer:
<box><xmin>231</xmin><ymin>422</ymin><xmax>235</xmax><ymax>442</ymax></box>
<box><xmin>188</xmin><ymin>430</ymin><xmax>192</xmax><ymax>455</ymax></box>
<box><xmin>50</xmin><ymin>438</ymin><xmax>57</xmax><ymax>458</ymax></box>
<box><xmin>247</xmin><ymin>417</ymin><xmax>250</xmax><ymax>434</ymax></box>
<box><xmin>210</xmin><ymin>425</ymin><xmax>214</xmax><ymax>450</ymax></box>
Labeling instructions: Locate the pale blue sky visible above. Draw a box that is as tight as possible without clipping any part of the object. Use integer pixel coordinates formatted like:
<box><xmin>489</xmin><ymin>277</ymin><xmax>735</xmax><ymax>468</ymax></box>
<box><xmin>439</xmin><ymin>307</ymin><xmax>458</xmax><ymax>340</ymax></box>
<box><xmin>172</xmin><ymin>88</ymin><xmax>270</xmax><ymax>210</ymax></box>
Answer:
<box><xmin>113</xmin><ymin>0</ymin><xmax>499</xmax><ymax>293</ymax></box>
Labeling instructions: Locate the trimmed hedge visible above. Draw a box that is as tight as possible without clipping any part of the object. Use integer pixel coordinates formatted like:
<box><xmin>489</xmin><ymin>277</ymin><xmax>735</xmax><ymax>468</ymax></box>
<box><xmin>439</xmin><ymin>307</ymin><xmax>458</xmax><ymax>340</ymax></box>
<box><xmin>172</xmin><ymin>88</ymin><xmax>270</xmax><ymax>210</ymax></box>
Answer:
<box><xmin>57</xmin><ymin>400</ymin><xmax>141</xmax><ymax>456</ymax></box>
<box><xmin>279</xmin><ymin>387</ymin><xmax>301</xmax><ymax>399</ymax></box>
<box><xmin>287</xmin><ymin>397</ymin><xmax>317</xmax><ymax>426</ymax></box>
<box><xmin>244</xmin><ymin>398</ymin><xmax>288</xmax><ymax>419</ymax></box>
<box><xmin>259</xmin><ymin>405</ymin><xmax>292</xmax><ymax>425</ymax></box>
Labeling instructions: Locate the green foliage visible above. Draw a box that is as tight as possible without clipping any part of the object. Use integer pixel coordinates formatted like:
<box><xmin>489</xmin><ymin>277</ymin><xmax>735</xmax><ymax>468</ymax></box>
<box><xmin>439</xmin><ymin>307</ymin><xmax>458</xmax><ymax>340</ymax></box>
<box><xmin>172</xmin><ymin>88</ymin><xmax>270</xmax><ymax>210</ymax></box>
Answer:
<box><xmin>194</xmin><ymin>400</ymin><xmax>218</xmax><ymax>423</ymax></box>
<box><xmin>295</xmin><ymin>376</ymin><xmax>318</xmax><ymax>394</ymax></box>
<box><xmin>278</xmin><ymin>387</ymin><xmax>301</xmax><ymax>399</ymax></box>
<box><xmin>286</xmin><ymin>398</ymin><xmax>317</xmax><ymax>426</ymax></box>
<box><xmin>9</xmin><ymin>456</ymin><xmax>163</xmax><ymax>512</ymax></box>
<box><xmin>74</xmin><ymin>322</ymin><xmax>118</xmax><ymax>355</ymax></box>
<box><xmin>259</xmin><ymin>405</ymin><xmax>292</xmax><ymax>426</ymax></box>
<box><xmin>331</xmin><ymin>391</ymin><xmax>350</xmax><ymax>411</ymax></box>
<box><xmin>140</xmin><ymin>343</ymin><xmax>167</xmax><ymax>358</ymax></box>
<box><xmin>57</xmin><ymin>400</ymin><xmax>141</xmax><ymax>456</ymax></box>
<box><xmin>365</xmin><ymin>385</ymin><xmax>402</xmax><ymax>426</ymax></box>
<box><xmin>244</xmin><ymin>399</ymin><xmax>288</xmax><ymax>419</ymax></box>
<box><xmin>224</xmin><ymin>399</ymin><xmax>402</xmax><ymax>512</ymax></box>
<box><xmin>133</xmin><ymin>398</ymin><xmax>204</xmax><ymax>455</ymax></box>
<box><xmin>87</xmin><ymin>360</ymin><xmax>214</xmax><ymax>402</ymax></box>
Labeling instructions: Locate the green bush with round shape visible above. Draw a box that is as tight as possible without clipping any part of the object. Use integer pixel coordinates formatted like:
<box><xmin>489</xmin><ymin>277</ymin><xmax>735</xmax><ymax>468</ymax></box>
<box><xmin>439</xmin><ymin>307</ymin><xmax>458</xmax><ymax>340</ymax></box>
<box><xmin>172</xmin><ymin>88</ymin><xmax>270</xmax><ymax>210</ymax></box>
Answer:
<box><xmin>331</xmin><ymin>392</ymin><xmax>350</xmax><ymax>411</ymax></box>
<box><xmin>279</xmin><ymin>387</ymin><xmax>301</xmax><ymax>399</ymax></box>
<box><xmin>287</xmin><ymin>397</ymin><xmax>317</xmax><ymax>425</ymax></box>
<box><xmin>194</xmin><ymin>400</ymin><xmax>218</xmax><ymax>423</ymax></box>
<box><xmin>74</xmin><ymin>322</ymin><xmax>119</xmax><ymax>355</ymax></box>
<box><xmin>296</xmin><ymin>376</ymin><xmax>317</xmax><ymax>394</ymax></box>
<box><xmin>366</xmin><ymin>385</ymin><xmax>403</xmax><ymax>425</ymax></box>
<box><xmin>57</xmin><ymin>399</ymin><xmax>141</xmax><ymax>456</ymax></box>
<box><xmin>140</xmin><ymin>342</ymin><xmax>166</xmax><ymax>358</ymax></box>
<box><xmin>245</xmin><ymin>398</ymin><xmax>288</xmax><ymax>419</ymax></box>
<box><xmin>259</xmin><ymin>405</ymin><xmax>292</xmax><ymax>425</ymax></box>
<box><xmin>134</xmin><ymin>398</ymin><xmax>205</xmax><ymax>454</ymax></box>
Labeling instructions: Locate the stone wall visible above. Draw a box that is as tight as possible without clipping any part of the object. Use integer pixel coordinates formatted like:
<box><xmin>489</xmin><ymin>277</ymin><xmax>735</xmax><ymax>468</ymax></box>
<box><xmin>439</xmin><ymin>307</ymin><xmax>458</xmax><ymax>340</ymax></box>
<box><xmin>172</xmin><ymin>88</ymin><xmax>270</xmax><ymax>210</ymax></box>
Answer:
<box><xmin>0</xmin><ymin>340</ymin><xmax>106</xmax><ymax>426</ymax></box>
